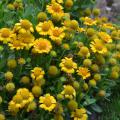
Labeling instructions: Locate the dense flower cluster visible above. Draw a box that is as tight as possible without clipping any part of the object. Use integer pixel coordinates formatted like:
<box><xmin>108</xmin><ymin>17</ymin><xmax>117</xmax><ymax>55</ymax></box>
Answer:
<box><xmin>0</xmin><ymin>0</ymin><xmax>120</xmax><ymax>120</ymax></box>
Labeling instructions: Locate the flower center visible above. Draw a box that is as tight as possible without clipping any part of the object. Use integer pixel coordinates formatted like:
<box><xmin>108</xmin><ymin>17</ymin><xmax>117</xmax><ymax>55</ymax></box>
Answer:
<box><xmin>1</xmin><ymin>28</ymin><xmax>10</xmax><ymax>38</ymax></box>
<box><xmin>34</xmin><ymin>70</ymin><xmax>41</xmax><ymax>77</ymax></box>
<box><xmin>64</xmin><ymin>60</ymin><xmax>73</xmax><ymax>69</ymax></box>
<box><xmin>43</xmin><ymin>97</ymin><xmax>52</xmax><ymax>107</ymax></box>
<box><xmin>42</xmin><ymin>23</ymin><xmax>50</xmax><ymax>31</ymax></box>
<box><xmin>53</xmin><ymin>29</ymin><xmax>61</xmax><ymax>37</ymax></box>
<box><xmin>21</xmin><ymin>20</ymin><xmax>31</xmax><ymax>29</ymax></box>
<box><xmin>37</xmin><ymin>42</ymin><xmax>47</xmax><ymax>50</ymax></box>
<box><xmin>95</xmin><ymin>43</ymin><xmax>103</xmax><ymax>50</ymax></box>
<box><xmin>52</xmin><ymin>4</ymin><xmax>61</xmax><ymax>12</ymax></box>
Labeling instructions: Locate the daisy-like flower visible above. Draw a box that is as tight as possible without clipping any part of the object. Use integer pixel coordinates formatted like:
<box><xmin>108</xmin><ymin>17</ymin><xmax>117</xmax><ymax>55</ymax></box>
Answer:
<box><xmin>59</xmin><ymin>57</ymin><xmax>77</xmax><ymax>74</ymax></box>
<box><xmin>90</xmin><ymin>39</ymin><xmax>107</xmax><ymax>54</ymax></box>
<box><xmin>31</xmin><ymin>67</ymin><xmax>45</xmax><ymax>81</ymax></box>
<box><xmin>36</xmin><ymin>20</ymin><xmax>54</xmax><ymax>35</ymax></box>
<box><xmin>17</xmin><ymin>32</ymin><xmax>35</xmax><ymax>49</ymax></box>
<box><xmin>33</xmin><ymin>38</ymin><xmax>52</xmax><ymax>54</ymax></box>
<box><xmin>71</xmin><ymin>108</ymin><xmax>88</xmax><ymax>120</ymax></box>
<box><xmin>101</xmin><ymin>23</ymin><xmax>115</xmax><ymax>30</ymax></box>
<box><xmin>83</xmin><ymin>17</ymin><xmax>97</xmax><ymax>26</ymax></box>
<box><xmin>49</xmin><ymin>27</ymin><xmax>65</xmax><ymax>42</ymax></box>
<box><xmin>77</xmin><ymin>67</ymin><xmax>91</xmax><ymax>80</ymax></box>
<box><xmin>39</xmin><ymin>93</ymin><xmax>56</xmax><ymax>112</ymax></box>
<box><xmin>8</xmin><ymin>34</ymin><xmax>24</xmax><ymax>50</ymax></box>
<box><xmin>98</xmin><ymin>32</ymin><xmax>112</xmax><ymax>43</ymax></box>
<box><xmin>17</xmin><ymin>88</ymin><xmax>34</xmax><ymax>106</ymax></box>
<box><xmin>61</xmin><ymin>85</ymin><xmax>76</xmax><ymax>99</ymax></box>
<box><xmin>0</xmin><ymin>28</ymin><xmax>14</xmax><ymax>44</ymax></box>
<box><xmin>51</xmin><ymin>0</ymin><xmax>63</xmax><ymax>4</ymax></box>
<box><xmin>47</xmin><ymin>2</ymin><xmax>64</xmax><ymax>17</ymax></box>
<box><xmin>13</xmin><ymin>19</ymin><xmax>34</xmax><ymax>34</ymax></box>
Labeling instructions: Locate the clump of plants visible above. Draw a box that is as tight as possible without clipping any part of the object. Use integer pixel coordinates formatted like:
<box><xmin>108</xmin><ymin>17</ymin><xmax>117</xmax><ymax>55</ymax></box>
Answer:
<box><xmin>0</xmin><ymin>0</ymin><xmax>120</xmax><ymax>120</ymax></box>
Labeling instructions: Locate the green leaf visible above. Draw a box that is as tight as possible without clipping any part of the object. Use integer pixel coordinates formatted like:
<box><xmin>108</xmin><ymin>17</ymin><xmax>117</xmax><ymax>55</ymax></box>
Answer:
<box><xmin>91</xmin><ymin>104</ymin><xmax>103</xmax><ymax>113</ymax></box>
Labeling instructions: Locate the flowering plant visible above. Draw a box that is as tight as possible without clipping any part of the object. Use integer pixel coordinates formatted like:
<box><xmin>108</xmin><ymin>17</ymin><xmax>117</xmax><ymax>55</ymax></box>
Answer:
<box><xmin>0</xmin><ymin>0</ymin><xmax>120</xmax><ymax>120</ymax></box>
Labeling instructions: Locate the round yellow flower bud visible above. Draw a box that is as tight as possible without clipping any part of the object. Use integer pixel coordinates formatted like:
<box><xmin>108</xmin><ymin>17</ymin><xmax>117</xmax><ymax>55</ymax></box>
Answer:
<box><xmin>73</xmin><ymin>81</ymin><xmax>80</xmax><ymax>90</ymax></box>
<box><xmin>68</xmin><ymin>100</ymin><xmax>78</xmax><ymax>111</ymax></box>
<box><xmin>50</xmin><ymin>50</ymin><xmax>57</xmax><ymax>57</ymax></box>
<box><xmin>52</xmin><ymin>14</ymin><xmax>61</xmax><ymax>22</ymax></box>
<box><xmin>57</xmin><ymin>94</ymin><xmax>64</xmax><ymax>100</ymax></box>
<box><xmin>32</xmin><ymin>86</ymin><xmax>42</xmax><ymax>97</ymax></box>
<box><xmin>48</xmin><ymin>66</ymin><xmax>59</xmax><ymax>76</ymax></box>
<box><xmin>0</xmin><ymin>114</ymin><xmax>5</xmax><ymax>120</ymax></box>
<box><xmin>79</xmin><ymin>46</ymin><xmax>89</xmax><ymax>57</ymax></box>
<box><xmin>109</xmin><ymin>58</ymin><xmax>117</xmax><ymax>65</ymax></box>
<box><xmin>37</xmin><ymin>12</ymin><xmax>47</xmax><ymax>22</ymax></box>
<box><xmin>54</xmin><ymin>114</ymin><xmax>63</xmax><ymax>120</ymax></box>
<box><xmin>89</xmin><ymin>79</ymin><xmax>96</xmax><ymax>87</ymax></box>
<box><xmin>7</xmin><ymin>59</ymin><xmax>17</xmax><ymax>69</ymax></box>
<box><xmin>91</xmin><ymin>64</ymin><xmax>99</xmax><ymax>72</ymax></box>
<box><xmin>55</xmin><ymin>103</ymin><xmax>63</xmax><ymax>114</ymax></box>
<box><xmin>110</xmin><ymin>71</ymin><xmax>119</xmax><ymax>80</ymax></box>
<box><xmin>84</xmin><ymin>8</ymin><xmax>91</xmax><ymax>16</ymax></box>
<box><xmin>62</xmin><ymin>43</ymin><xmax>70</xmax><ymax>50</ymax></box>
<box><xmin>112</xmin><ymin>66</ymin><xmax>120</xmax><ymax>72</ymax></box>
<box><xmin>7</xmin><ymin>4</ymin><xmax>15</xmax><ymax>10</ymax></box>
<box><xmin>18</xmin><ymin>58</ymin><xmax>26</xmax><ymax>65</ymax></box>
<box><xmin>98</xmin><ymin>90</ymin><xmax>106</xmax><ymax>97</ymax></box>
<box><xmin>83</xmin><ymin>83</ymin><xmax>88</xmax><ymax>91</ymax></box>
<box><xmin>94</xmin><ymin>74</ymin><xmax>101</xmax><ymax>81</ymax></box>
<box><xmin>111</xmin><ymin>31</ymin><xmax>118</xmax><ymax>39</ymax></box>
<box><xmin>5</xmin><ymin>82</ymin><xmax>15</xmax><ymax>92</ymax></box>
<box><xmin>101</xmin><ymin>17</ymin><xmax>108</xmax><ymax>22</ymax></box>
<box><xmin>96</xmin><ymin>54</ymin><xmax>105</xmax><ymax>65</ymax></box>
<box><xmin>65</xmin><ymin>0</ymin><xmax>73</xmax><ymax>9</ymax></box>
<box><xmin>86</xmin><ymin>28</ymin><xmax>95</xmax><ymax>36</ymax></box>
<box><xmin>27</xmin><ymin>101</ymin><xmax>37</xmax><ymax>112</ymax></box>
<box><xmin>93</xmin><ymin>8</ymin><xmax>100</xmax><ymax>16</ymax></box>
<box><xmin>70</xmin><ymin>20</ymin><xmax>79</xmax><ymax>30</ymax></box>
<box><xmin>4</xmin><ymin>71</ymin><xmax>13</xmax><ymax>81</ymax></box>
<box><xmin>0</xmin><ymin>96</ymin><xmax>2</xmax><ymax>104</ymax></box>
<box><xmin>116</xmin><ymin>44</ymin><xmax>120</xmax><ymax>51</ymax></box>
<box><xmin>20</xmin><ymin>76</ymin><xmax>30</xmax><ymax>84</ymax></box>
<box><xmin>83</xmin><ymin>59</ymin><xmax>92</xmax><ymax>67</ymax></box>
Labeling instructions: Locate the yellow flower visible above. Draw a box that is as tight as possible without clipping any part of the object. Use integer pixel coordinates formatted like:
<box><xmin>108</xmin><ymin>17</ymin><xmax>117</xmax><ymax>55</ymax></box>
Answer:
<box><xmin>17</xmin><ymin>32</ymin><xmax>35</xmax><ymax>49</ymax></box>
<box><xmin>13</xmin><ymin>19</ymin><xmax>34</xmax><ymax>33</ymax></box>
<box><xmin>17</xmin><ymin>88</ymin><xmax>34</xmax><ymax>105</ymax></box>
<box><xmin>18</xmin><ymin>58</ymin><xmax>26</xmax><ymax>65</ymax></box>
<box><xmin>77</xmin><ymin>67</ymin><xmax>91</xmax><ymax>80</ymax></box>
<box><xmin>4</xmin><ymin>71</ymin><xmax>13</xmax><ymax>81</ymax></box>
<box><xmin>51</xmin><ymin>0</ymin><xmax>63</xmax><ymax>4</ymax></box>
<box><xmin>50</xmin><ymin>27</ymin><xmax>65</xmax><ymax>42</ymax></box>
<box><xmin>33</xmin><ymin>38</ymin><xmax>52</xmax><ymax>54</ymax></box>
<box><xmin>47</xmin><ymin>2</ymin><xmax>64</xmax><ymax>17</ymax></box>
<box><xmin>36</xmin><ymin>20</ymin><xmax>54</xmax><ymax>35</ymax></box>
<box><xmin>0</xmin><ymin>114</ymin><xmax>5</xmax><ymax>120</ymax></box>
<box><xmin>39</xmin><ymin>93</ymin><xmax>56</xmax><ymax>111</ymax></box>
<box><xmin>27</xmin><ymin>101</ymin><xmax>37</xmax><ymax>112</ymax></box>
<box><xmin>83</xmin><ymin>17</ymin><xmax>97</xmax><ymax>26</ymax></box>
<box><xmin>98</xmin><ymin>32</ymin><xmax>112</xmax><ymax>43</ymax></box>
<box><xmin>101</xmin><ymin>23</ymin><xmax>115</xmax><ymax>30</ymax></box>
<box><xmin>71</xmin><ymin>108</ymin><xmax>88</xmax><ymax>120</ymax></box>
<box><xmin>61</xmin><ymin>85</ymin><xmax>76</xmax><ymax>99</ymax></box>
<box><xmin>59</xmin><ymin>57</ymin><xmax>77</xmax><ymax>74</ymax></box>
<box><xmin>90</xmin><ymin>39</ymin><xmax>107</xmax><ymax>54</ymax></box>
<box><xmin>0</xmin><ymin>28</ymin><xmax>14</xmax><ymax>44</ymax></box>
<box><xmin>8</xmin><ymin>34</ymin><xmax>24</xmax><ymax>50</ymax></box>
<box><xmin>31</xmin><ymin>67</ymin><xmax>45</xmax><ymax>81</ymax></box>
